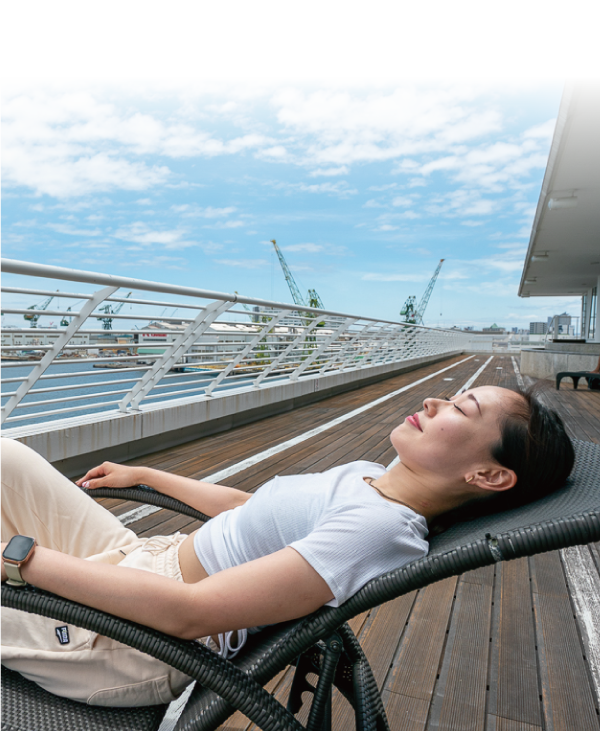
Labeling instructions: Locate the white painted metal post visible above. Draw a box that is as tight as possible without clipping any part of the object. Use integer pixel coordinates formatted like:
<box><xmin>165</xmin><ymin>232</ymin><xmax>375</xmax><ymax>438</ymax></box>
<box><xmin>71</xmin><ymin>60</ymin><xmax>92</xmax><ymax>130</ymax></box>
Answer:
<box><xmin>356</xmin><ymin>323</ymin><xmax>390</xmax><ymax>368</ymax></box>
<box><xmin>318</xmin><ymin>322</ymin><xmax>371</xmax><ymax>374</ymax></box>
<box><xmin>120</xmin><ymin>300</ymin><xmax>233</xmax><ymax>411</ymax></box>
<box><xmin>205</xmin><ymin>311</ymin><xmax>286</xmax><ymax>396</ymax></box>
<box><xmin>0</xmin><ymin>286</ymin><xmax>118</xmax><ymax>424</ymax></box>
<box><xmin>254</xmin><ymin>318</ymin><xmax>322</xmax><ymax>387</ymax></box>
<box><xmin>289</xmin><ymin>317</ymin><xmax>357</xmax><ymax>381</ymax></box>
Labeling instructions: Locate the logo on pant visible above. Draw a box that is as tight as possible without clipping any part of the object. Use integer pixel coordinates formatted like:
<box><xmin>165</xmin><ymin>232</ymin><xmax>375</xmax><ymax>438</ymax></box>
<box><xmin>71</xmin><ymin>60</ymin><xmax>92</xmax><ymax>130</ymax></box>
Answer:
<box><xmin>55</xmin><ymin>626</ymin><xmax>70</xmax><ymax>645</ymax></box>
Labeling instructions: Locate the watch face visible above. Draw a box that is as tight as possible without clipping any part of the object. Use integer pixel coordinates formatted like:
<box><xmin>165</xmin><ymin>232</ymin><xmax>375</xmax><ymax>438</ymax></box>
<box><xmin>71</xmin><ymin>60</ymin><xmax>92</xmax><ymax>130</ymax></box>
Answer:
<box><xmin>3</xmin><ymin>535</ymin><xmax>35</xmax><ymax>562</ymax></box>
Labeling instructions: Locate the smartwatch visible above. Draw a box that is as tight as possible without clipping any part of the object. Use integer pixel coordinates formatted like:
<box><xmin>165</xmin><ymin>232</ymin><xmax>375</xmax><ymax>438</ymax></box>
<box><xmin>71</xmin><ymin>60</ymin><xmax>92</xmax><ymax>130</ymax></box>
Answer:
<box><xmin>2</xmin><ymin>535</ymin><xmax>36</xmax><ymax>586</ymax></box>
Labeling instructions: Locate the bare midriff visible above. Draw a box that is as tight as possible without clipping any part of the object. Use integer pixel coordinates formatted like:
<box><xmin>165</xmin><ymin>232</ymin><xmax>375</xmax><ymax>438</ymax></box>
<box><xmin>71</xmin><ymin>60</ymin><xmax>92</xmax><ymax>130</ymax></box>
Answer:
<box><xmin>178</xmin><ymin>529</ymin><xmax>210</xmax><ymax>583</ymax></box>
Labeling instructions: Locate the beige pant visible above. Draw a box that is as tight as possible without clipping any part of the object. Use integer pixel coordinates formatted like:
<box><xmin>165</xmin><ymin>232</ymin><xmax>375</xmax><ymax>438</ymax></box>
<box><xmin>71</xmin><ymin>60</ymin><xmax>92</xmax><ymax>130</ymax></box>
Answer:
<box><xmin>1</xmin><ymin>438</ymin><xmax>194</xmax><ymax>707</ymax></box>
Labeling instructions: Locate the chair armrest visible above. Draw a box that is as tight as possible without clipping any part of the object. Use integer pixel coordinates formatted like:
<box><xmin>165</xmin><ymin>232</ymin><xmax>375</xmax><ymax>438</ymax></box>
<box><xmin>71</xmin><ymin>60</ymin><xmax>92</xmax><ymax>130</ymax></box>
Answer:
<box><xmin>81</xmin><ymin>485</ymin><xmax>211</xmax><ymax>524</ymax></box>
<box><xmin>1</xmin><ymin>584</ymin><xmax>304</xmax><ymax>731</ymax></box>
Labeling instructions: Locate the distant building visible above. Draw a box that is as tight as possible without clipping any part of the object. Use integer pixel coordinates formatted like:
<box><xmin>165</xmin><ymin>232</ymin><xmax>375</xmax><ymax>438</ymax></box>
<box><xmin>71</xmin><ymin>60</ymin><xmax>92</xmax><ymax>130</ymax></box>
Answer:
<box><xmin>482</xmin><ymin>323</ymin><xmax>505</xmax><ymax>333</ymax></box>
<box><xmin>529</xmin><ymin>322</ymin><xmax>548</xmax><ymax>335</ymax></box>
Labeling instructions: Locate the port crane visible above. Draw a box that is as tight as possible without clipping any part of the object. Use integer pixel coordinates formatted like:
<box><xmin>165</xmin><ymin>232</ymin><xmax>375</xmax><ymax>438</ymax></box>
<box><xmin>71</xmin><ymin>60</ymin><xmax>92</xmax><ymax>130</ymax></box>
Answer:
<box><xmin>23</xmin><ymin>294</ymin><xmax>57</xmax><ymax>328</ymax></box>
<box><xmin>400</xmin><ymin>259</ymin><xmax>445</xmax><ymax>325</ymax></box>
<box><xmin>270</xmin><ymin>240</ymin><xmax>324</xmax><ymax>309</ymax></box>
<box><xmin>96</xmin><ymin>292</ymin><xmax>132</xmax><ymax>330</ymax></box>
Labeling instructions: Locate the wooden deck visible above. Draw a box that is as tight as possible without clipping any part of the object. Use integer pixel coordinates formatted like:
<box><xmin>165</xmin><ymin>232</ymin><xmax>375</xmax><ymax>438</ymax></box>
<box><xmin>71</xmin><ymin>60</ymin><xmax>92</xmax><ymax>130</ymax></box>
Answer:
<box><xmin>98</xmin><ymin>354</ymin><xmax>600</xmax><ymax>731</ymax></box>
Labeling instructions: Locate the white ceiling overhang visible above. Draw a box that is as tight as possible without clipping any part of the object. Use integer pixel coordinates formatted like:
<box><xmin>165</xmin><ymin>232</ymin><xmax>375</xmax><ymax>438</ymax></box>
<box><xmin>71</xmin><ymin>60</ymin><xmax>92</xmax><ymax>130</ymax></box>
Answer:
<box><xmin>519</xmin><ymin>83</ymin><xmax>600</xmax><ymax>298</ymax></box>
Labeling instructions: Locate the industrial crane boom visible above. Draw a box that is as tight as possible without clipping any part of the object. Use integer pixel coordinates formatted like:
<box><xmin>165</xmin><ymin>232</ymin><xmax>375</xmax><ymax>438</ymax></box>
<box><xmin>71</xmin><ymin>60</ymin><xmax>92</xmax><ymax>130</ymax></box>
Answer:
<box><xmin>23</xmin><ymin>295</ymin><xmax>56</xmax><ymax>328</ymax></box>
<box><xmin>415</xmin><ymin>259</ymin><xmax>444</xmax><ymax>325</ymax></box>
<box><xmin>270</xmin><ymin>239</ymin><xmax>306</xmax><ymax>307</ymax></box>
<box><xmin>96</xmin><ymin>292</ymin><xmax>132</xmax><ymax>330</ymax></box>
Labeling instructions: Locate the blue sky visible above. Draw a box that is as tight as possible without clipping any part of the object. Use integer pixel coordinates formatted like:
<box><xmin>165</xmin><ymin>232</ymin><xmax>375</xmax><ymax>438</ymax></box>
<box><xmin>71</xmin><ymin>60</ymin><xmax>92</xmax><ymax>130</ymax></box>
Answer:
<box><xmin>4</xmin><ymin>81</ymin><xmax>581</xmax><ymax>330</ymax></box>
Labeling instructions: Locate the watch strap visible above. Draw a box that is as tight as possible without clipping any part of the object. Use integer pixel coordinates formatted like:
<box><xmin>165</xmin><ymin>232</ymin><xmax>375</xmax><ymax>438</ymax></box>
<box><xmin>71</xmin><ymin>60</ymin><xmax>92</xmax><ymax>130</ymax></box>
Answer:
<box><xmin>4</xmin><ymin>561</ymin><xmax>27</xmax><ymax>586</ymax></box>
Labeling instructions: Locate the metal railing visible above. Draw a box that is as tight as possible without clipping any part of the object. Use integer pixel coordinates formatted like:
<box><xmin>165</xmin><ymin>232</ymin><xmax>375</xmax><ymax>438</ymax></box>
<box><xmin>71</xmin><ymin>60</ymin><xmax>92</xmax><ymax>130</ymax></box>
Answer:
<box><xmin>1</xmin><ymin>259</ymin><xmax>470</xmax><ymax>429</ymax></box>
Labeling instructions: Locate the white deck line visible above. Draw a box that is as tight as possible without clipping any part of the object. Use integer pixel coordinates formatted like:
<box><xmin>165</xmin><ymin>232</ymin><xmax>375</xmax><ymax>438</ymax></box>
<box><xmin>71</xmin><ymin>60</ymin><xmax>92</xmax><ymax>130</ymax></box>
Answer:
<box><xmin>561</xmin><ymin>546</ymin><xmax>600</xmax><ymax>707</ymax></box>
<box><xmin>511</xmin><ymin>355</ymin><xmax>525</xmax><ymax>388</ymax></box>
<box><xmin>119</xmin><ymin>355</ymin><xmax>475</xmax><ymax>526</ymax></box>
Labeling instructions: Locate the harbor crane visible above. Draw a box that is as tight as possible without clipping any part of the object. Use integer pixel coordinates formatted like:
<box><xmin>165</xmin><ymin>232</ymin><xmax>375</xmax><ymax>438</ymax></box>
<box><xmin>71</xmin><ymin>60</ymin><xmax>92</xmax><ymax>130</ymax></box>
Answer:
<box><xmin>400</xmin><ymin>259</ymin><xmax>445</xmax><ymax>325</ymax></box>
<box><xmin>270</xmin><ymin>239</ymin><xmax>324</xmax><ymax>309</ymax></box>
<box><xmin>96</xmin><ymin>292</ymin><xmax>132</xmax><ymax>330</ymax></box>
<box><xmin>23</xmin><ymin>293</ymin><xmax>57</xmax><ymax>328</ymax></box>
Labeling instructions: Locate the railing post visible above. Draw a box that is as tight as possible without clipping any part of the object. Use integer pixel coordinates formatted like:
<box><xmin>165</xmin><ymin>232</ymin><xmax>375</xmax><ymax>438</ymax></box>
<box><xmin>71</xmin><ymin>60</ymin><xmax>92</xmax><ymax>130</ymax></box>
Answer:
<box><xmin>344</xmin><ymin>323</ymin><xmax>384</xmax><ymax>369</ymax></box>
<box><xmin>253</xmin><ymin>318</ymin><xmax>322</xmax><ymax>387</ymax></box>
<box><xmin>0</xmin><ymin>286</ymin><xmax>118</xmax><ymax>424</ymax></box>
<box><xmin>120</xmin><ymin>300</ymin><xmax>233</xmax><ymax>412</ymax></box>
<box><xmin>318</xmin><ymin>322</ymin><xmax>371</xmax><ymax>374</ymax></box>
<box><xmin>289</xmin><ymin>317</ymin><xmax>357</xmax><ymax>381</ymax></box>
<box><xmin>205</xmin><ymin>311</ymin><xmax>286</xmax><ymax>396</ymax></box>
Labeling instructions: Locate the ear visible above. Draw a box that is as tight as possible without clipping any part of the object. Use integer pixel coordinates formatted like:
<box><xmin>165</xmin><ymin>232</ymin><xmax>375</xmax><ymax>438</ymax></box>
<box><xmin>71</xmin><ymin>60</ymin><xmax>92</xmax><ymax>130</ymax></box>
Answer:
<box><xmin>467</xmin><ymin>467</ymin><xmax>517</xmax><ymax>493</ymax></box>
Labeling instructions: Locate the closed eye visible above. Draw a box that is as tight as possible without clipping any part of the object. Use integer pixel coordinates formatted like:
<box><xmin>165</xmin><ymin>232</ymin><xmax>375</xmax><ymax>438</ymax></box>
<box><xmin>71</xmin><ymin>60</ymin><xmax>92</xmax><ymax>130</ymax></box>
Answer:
<box><xmin>444</xmin><ymin>396</ymin><xmax>466</xmax><ymax>415</ymax></box>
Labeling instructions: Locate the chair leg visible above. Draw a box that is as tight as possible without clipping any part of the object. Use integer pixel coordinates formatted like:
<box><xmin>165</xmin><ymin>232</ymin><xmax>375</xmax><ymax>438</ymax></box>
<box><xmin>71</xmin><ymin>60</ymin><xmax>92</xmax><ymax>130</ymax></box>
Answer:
<box><xmin>337</xmin><ymin>624</ymin><xmax>390</xmax><ymax>731</ymax></box>
<box><xmin>305</xmin><ymin>634</ymin><xmax>343</xmax><ymax>731</ymax></box>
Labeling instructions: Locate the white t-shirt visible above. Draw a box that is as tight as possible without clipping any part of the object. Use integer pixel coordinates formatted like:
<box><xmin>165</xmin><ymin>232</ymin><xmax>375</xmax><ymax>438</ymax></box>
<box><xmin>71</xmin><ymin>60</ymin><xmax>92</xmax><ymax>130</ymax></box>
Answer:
<box><xmin>193</xmin><ymin>461</ymin><xmax>429</xmax><ymax>607</ymax></box>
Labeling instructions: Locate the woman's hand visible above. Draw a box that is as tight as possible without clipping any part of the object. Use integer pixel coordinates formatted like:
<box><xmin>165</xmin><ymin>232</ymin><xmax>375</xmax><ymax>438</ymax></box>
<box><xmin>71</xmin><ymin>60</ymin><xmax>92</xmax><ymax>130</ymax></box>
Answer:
<box><xmin>75</xmin><ymin>462</ymin><xmax>145</xmax><ymax>490</ymax></box>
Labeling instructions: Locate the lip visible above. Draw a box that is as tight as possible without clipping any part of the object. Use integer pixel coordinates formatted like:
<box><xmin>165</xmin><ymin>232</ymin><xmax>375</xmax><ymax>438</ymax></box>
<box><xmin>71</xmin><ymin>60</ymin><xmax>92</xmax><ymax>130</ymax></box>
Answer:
<box><xmin>406</xmin><ymin>413</ymin><xmax>422</xmax><ymax>431</ymax></box>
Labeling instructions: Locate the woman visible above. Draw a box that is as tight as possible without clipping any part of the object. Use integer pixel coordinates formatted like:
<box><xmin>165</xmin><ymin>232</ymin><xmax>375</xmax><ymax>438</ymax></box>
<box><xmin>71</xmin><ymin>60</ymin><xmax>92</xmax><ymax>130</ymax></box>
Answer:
<box><xmin>1</xmin><ymin>385</ymin><xmax>574</xmax><ymax>707</ymax></box>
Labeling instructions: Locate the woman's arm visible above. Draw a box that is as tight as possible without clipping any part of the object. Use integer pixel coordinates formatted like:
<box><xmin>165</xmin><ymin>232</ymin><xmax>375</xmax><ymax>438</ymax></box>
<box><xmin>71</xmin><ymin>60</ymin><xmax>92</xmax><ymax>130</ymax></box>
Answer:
<box><xmin>76</xmin><ymin>462</ymin><xmax>251</xmax><ymax>517</ymax></box>
<box><xmin>1</xmin><ymin>543</ymin><xmax>334</xmax><ymax>640</ymax></box>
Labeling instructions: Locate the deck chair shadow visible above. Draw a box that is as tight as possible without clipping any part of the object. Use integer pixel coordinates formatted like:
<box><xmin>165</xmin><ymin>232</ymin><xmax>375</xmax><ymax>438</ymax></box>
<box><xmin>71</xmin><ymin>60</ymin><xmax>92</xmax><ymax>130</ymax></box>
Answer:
<box><xmin>3</xmin><ymin>438</ymin><xmax>600</xmax><ymax>731</ymax></box>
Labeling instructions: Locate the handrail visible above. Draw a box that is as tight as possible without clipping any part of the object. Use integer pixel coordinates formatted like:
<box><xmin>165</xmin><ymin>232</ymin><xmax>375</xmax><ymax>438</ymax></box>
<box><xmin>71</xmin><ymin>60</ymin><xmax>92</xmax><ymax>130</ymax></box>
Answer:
<box><xmin>1</xmin><ymin>258</ymin><xmax>471</xmax><ymax>428</ymax></box>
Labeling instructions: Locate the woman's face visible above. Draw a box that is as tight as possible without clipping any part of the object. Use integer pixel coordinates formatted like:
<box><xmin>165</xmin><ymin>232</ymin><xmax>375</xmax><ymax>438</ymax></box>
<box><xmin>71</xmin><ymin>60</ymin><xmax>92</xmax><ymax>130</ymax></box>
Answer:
<box><xmin>390</xmin><ymin>386</ymin><xmax>523</xmax><ymax>481</ymax></box>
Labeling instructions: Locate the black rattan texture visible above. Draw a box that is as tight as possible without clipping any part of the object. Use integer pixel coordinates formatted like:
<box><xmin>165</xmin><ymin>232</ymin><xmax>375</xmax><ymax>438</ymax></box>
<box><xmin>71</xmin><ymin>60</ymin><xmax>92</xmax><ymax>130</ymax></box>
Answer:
<box><xmin>81</xmin><ymin>485</ymin><xmax>211</xmax><ymax>524</ymax></box>
<box><xmin>1</xmin><ymin>667</ymin><xmax>166</xmax><ymax>731</ymax></box>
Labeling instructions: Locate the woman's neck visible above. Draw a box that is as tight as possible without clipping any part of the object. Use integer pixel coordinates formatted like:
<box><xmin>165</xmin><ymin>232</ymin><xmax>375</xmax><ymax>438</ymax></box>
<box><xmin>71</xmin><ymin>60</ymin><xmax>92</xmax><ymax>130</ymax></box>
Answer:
<box><xmin>370</xmin><ymin>463</ymin><xmax>465</xmax><ymax>522</ymax></box>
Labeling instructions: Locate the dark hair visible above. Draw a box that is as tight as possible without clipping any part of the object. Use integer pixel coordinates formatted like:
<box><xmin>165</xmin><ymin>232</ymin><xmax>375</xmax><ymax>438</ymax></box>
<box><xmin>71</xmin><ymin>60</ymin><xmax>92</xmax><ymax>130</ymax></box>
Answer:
<box><xmin>430</xmin><ymin>385</ymin><xmax>575</xmax><ymax>534</ymax></box>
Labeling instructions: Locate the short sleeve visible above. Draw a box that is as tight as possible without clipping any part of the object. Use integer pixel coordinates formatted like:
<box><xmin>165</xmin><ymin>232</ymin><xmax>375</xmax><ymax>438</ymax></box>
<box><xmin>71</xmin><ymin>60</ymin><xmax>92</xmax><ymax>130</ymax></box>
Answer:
<box><xmin>289</xmin><ymin>504</ymin><xmax>428</xmax><ymax>607</ymax></box>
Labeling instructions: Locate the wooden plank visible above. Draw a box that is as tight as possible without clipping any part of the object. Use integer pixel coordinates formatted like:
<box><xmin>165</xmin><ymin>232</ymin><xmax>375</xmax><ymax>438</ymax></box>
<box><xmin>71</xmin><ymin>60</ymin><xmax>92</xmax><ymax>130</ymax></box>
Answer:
<box><xmin>385</xmin><ymin>578</ymin><xmax>457</xmax><ymax>702</ymax></box>
<box><xmin>427</xmin><ymin>579</ymin><xmax>493</xmax><ymax>731</ymax></box>
<box><xmin>382</xmin><ymin>690</ymin><xmax>430</xmax><ymax>731</ymax></box>
<box><xmin>331</xmin><ymin>592</ymin><xmax>418</xmax><ymax>731</ymax></box>
<box><xmin>530</xmin><ymin>552</ymin><xmax>600</xmax><ymax>731</ymax></box>
<box><xmin>486</xmin><ymin>716</ymin><xmax>542</xmax><ymax>731</ymax></box>
<box><xmin>488</xmin><ymin>558</ymin><xmax>542</xmax><ymax>728</ymax></box>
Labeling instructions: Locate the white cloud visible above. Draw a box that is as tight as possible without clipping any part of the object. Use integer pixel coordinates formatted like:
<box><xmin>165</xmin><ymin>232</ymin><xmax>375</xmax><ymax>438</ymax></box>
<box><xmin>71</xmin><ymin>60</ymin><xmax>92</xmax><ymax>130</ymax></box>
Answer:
<box><xmin>323</xmin><ymin>76</ymin><xmax>367</xmax><ymax>91</ymax></box>
<box><xmin>1</xmin><ymin>91</ymin><xmax>271</xmax><ymax>198</ymax></box>
<box><xmin>215</xmin><ymin>258</ymin><xmax>269</xmax><ymax>269</ymax></box>
<box><xmin>283</xmin><ymin>243</ymin><xmax>323</xmax><ymax>253</ymax></box>
<box><xmin>114</xmin><ymin>222</ymin><xmax>198</xmax><ymax>249</ymax></box>
<box><xmin>309</xmin><ymin>166</ymin><xmax>349</xmax><ymax>177</ymax></box>
<box><xmin>523</xmin><ymin>118</ymin><xmax>556</xmax><ymax>140</ymax></box>
<box><xmin>391</xmin><ymin>196</ymin><xmax>415</xmax><ymax>207</ymax></box>
<box><xmin>369</xmin><ymin>183</ymin><xmax>397</xmax><ymax>191</ymax></box>
<box><xmin>362</xmin><ymin>272</ymin><xmax>429</xmax><ymax>282</ymax></box>
<box><xmin>171</xmin><ymin>204</ymin><xmax>237</xmax><ymax>218</ymax></box>
<box><xmin>47</xmin><ymin>223</ymin><xmax>102</xmax><ymax>236</ymax></box>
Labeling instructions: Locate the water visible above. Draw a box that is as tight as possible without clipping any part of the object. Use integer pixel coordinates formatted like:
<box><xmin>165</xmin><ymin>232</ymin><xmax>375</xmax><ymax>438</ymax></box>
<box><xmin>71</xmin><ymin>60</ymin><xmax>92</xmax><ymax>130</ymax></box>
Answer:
<box><xmin>1</xmin><ymin>361</ymin><xmax>226</xmax><ymax>428</ymax></box>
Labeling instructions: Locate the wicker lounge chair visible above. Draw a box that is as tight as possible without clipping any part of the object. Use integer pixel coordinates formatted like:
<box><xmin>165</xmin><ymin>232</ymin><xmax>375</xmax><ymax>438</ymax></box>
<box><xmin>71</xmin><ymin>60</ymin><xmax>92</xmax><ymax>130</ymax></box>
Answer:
<box><xmin>3</xmin><ymin>437</ymin><xmax>600</xmax><ymax>731</ymax></box>
<box><xmin>556</xmin><ymin>370</ymin><xmax>600</xmax><ymax>390</ymax></box>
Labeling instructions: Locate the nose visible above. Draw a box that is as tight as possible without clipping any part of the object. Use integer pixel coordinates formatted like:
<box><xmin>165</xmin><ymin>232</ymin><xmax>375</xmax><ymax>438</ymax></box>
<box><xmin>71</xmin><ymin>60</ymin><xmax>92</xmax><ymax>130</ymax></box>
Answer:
<box><xmin>422</xmin><ymin>397</ymin><xmax>446</xmax><ymax>416</ymax></box>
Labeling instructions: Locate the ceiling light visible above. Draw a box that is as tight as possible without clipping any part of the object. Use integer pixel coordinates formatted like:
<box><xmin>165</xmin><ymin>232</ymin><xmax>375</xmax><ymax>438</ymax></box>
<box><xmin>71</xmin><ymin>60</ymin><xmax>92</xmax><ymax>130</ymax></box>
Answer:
<box><xmin>524</xmin><ymin>278</ymin><xmax>537</xmax><ymax>284</ymax></box>
<box><xmin>531</xmin><ymin>252</ymin><xmax>549</xmax><ymax>261</ymax></box>
<box><xmin>548</xmin><ymin>195</ymin><xmax>578</xmax><ymax>210</ymax></box>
